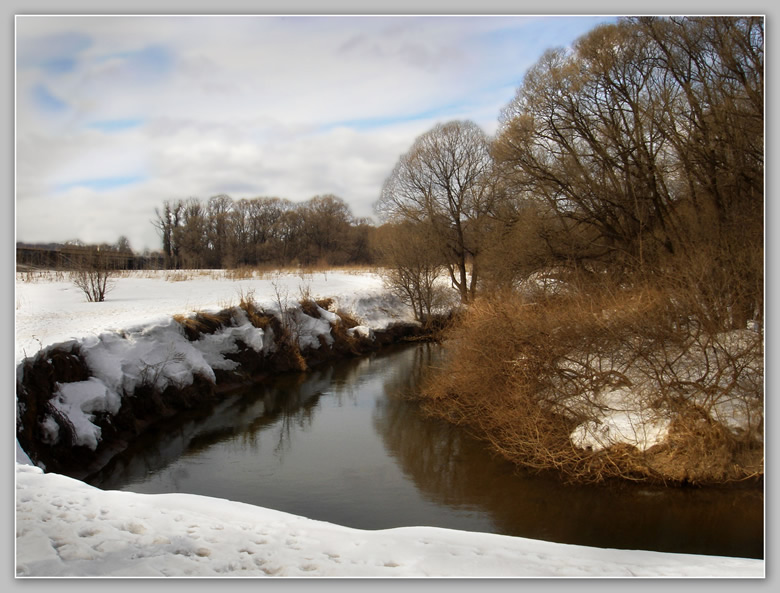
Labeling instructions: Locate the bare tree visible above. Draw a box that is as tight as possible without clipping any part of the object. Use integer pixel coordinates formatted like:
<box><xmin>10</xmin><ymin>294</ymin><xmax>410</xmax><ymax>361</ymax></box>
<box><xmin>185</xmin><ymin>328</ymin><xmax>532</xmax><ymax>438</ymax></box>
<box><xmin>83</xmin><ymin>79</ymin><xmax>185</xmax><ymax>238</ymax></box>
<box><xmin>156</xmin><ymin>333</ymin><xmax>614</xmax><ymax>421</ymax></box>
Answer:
<box><xmin>493</xmin><ymin>16</ymin><xmax>763</xmax><ymax>328</ymax></box>
<box><xmin>376</xmin><ymin>120</ymin><xmax>497</xmax><ymax>303</ymax></box>
<box><xmin>153</xmin><ymin>200</ymin><xmax>184</xmax><ymax>269</ymax></box>
<box><xmin>115</xmin><ymin>235</ymin><xmax>133</xmax><ymax>254</ymax></box>
<box><xmin>206</xmin><ymin>194</ymin><xmax>234</xmax><ymax>268</ymax></box>
<box><xmin>178</xmin><ymin>198</ymin><xmax>208</xmax><ymax>269</ymax></box>
<box><xmin>300</xmin><ymin>194</ymin><xmax>355</xmax><ymax>265</ymax></box>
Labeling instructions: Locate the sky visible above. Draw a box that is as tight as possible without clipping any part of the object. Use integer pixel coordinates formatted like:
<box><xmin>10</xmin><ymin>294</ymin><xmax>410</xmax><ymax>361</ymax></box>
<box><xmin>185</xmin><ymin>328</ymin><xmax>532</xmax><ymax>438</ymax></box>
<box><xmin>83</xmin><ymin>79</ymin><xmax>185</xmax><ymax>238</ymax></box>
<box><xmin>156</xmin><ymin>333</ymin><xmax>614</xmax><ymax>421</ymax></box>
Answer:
<box><xmin>15</xmin><ymin>15</ymin><xmax>615</xmax><ymax>253</ymax></box>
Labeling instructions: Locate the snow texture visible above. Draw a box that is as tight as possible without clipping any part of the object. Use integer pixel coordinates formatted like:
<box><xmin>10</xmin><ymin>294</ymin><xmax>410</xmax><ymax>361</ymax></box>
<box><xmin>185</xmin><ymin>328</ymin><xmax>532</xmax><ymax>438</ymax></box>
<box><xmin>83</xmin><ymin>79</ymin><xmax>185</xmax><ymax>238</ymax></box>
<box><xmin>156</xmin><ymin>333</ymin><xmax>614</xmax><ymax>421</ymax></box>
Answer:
<box><xmin>15</xmin><ymin>464</ymin><xmax>763</xmax><ymax>578</ymax></box>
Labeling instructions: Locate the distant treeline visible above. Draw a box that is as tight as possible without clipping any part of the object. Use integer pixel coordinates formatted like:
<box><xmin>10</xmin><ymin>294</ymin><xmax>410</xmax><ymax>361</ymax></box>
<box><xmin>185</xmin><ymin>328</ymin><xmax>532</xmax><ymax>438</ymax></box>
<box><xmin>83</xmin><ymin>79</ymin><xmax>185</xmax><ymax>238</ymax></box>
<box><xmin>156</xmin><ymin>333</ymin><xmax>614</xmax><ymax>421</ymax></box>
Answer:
<box><xmin>16</xmin><ymin>240</ymin><xmax>164</xmax><ymax>271</ymax></box>
<box><xmin>153</xmin><ymin>194</ymin><xmax>377</xmax><ymax>270</ymax></box>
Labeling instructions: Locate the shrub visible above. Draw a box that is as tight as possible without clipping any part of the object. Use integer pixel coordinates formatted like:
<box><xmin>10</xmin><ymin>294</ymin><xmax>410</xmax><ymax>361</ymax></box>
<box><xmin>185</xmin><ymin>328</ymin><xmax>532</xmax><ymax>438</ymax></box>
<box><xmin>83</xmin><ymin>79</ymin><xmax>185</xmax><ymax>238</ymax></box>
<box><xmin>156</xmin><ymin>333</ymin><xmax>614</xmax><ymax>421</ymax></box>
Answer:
<box><xmin>70</xmin><ymin>249</ymin><xmax>116</xmax><ymax>302</ymax></box>
<box><xmin>419</xmin><ymin>284</ymin><xmax>763</xmax><ymax>485</ymax></box>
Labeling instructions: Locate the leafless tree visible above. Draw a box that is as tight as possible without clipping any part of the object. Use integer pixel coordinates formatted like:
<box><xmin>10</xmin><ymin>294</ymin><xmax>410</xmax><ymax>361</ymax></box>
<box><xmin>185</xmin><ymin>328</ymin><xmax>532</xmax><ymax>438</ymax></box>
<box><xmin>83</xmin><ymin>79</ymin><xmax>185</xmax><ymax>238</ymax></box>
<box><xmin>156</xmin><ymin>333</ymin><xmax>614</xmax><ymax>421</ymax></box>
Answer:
<box><xmin>493</xmin><ymin>16</ymin><xmax>763</xmax><ymax>328</ymax></box>
<box><xmin>376</xmin><ymin>120</ymin><xmax>497</xmax><ymax>303</ymax></box>
<box><xmin>153</xmin><ymin>199</ymin><xmax>184</xmax><ymax>269</ymax></box>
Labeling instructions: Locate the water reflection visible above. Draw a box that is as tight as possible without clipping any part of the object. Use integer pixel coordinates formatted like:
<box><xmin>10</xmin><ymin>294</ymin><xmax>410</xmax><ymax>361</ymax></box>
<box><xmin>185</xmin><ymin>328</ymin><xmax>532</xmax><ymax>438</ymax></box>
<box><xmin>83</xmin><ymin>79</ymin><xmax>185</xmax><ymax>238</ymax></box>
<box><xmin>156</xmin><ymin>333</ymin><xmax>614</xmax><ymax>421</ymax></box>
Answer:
<box><xmin>87</xmin><ymin>343</ymin><xmax>763</xmax><ymax>559</ymax></box>
<box><xmin>88</xmin><ymin>368</ymin><xmax>332</xmax><ymax>489</ymax></box>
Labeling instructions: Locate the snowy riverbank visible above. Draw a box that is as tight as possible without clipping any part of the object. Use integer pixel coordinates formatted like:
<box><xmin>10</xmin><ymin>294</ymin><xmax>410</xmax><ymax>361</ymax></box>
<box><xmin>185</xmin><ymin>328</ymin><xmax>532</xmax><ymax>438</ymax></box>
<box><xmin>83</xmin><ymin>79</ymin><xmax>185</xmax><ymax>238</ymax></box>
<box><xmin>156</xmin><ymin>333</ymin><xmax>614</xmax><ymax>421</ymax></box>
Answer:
<box><xmin>15</xmin><ymin>462</ymin><xmax>763</xmax><ymax>577</ymax></box>
<box><xmin>14</xmin><ymin>268</ymin><xmax>411</xmax><ymax>366</ymax></box>
<box><xmin>14</xmin><ymin>269</ymin><xmax>765</xmax><ymax>577</ymax></box>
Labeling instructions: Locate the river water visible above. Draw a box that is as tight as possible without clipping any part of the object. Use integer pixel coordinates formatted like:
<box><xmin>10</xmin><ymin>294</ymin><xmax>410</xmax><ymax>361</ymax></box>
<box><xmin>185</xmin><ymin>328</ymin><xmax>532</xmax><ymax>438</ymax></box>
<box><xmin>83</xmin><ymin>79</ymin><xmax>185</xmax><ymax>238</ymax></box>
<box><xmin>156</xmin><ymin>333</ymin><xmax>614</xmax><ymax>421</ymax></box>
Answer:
<box><xmin>86</xmin><ymin>343</ymin><xmax>763</xmax><ymax>559</ymax></box>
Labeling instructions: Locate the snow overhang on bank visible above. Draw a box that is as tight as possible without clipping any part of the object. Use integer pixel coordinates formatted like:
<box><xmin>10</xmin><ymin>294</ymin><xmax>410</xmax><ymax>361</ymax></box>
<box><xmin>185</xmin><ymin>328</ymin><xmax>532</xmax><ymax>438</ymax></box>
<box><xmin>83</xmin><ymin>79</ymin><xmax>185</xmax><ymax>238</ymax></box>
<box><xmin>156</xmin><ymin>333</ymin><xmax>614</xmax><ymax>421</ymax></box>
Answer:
<box><xmin>16</xmin><ymin>271</ymin><xmax>419</xmax><ymax>457</ymax></box>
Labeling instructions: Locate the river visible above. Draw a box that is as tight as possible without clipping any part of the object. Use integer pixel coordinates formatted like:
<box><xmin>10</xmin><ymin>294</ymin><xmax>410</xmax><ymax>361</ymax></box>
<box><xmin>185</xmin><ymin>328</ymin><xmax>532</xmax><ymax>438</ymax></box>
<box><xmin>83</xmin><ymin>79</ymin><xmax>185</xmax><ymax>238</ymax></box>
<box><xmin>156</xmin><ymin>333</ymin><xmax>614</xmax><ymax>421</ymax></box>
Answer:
<box><xmin>86</xmin><ymin>343</ymin><xmax>763</xmax><ymax>559</ymax></box>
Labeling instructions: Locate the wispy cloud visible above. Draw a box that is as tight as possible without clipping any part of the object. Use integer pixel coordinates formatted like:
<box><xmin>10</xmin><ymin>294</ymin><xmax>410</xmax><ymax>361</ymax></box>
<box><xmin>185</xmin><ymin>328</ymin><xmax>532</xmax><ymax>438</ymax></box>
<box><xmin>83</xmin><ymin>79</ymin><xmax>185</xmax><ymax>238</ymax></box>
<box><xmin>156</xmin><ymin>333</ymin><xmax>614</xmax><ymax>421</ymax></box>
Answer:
<box><xmin>94</xmin><ymin>44</ymin><xmax>174</xmax><ymax>83</ymax></box>
<box><xmin>17</xmin><ymin>30</ymin><xmax>92</xmax><ymax>73</ymax></box>
<box><xmin>322</xmin><ymin>100</ymin><xmax>486</xmax><ymax>132</ymax></box>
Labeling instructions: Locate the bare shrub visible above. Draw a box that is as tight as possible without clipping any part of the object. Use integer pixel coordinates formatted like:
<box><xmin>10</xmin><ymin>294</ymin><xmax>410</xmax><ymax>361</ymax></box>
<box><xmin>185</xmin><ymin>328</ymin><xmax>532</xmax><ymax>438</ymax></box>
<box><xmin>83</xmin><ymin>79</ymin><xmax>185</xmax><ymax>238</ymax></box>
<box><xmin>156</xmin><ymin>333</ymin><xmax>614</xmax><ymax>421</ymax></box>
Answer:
<box><xmin>315</xmin><ymin>297</ymin><xmax>335</xmax><ymax>311</ymax></box>
<box><xmin>225</xmin><ymin>266</ymin><xmax>255</xmax><ymax>280</ymax></box>
<box><xmin>375</xmin><ymin>221</ymin><xmax>458</xmax><ymax>326</ymax></box>
<box><xmin>237</xmin><ymin>287</ymin><xmax>272</xmax><ymax>329</ymax></box>
<box><xmin>420</xmin><ymin>284</ymin><xmax>763</xmax><ymax>485</ymax></box>
<box><xmin>70</xmin><ymin>249</ymin><xmax>116</xmax><ymax>302</ymax></box>
<box><xmin>165</xmin><ymin>271</ymin><xmax>192</xmax><ymax>282</ymax></box>
<box><xmin>297</xmin><ymin>283</ymin><xmax>319</xmax><ymax>318</ymax></box>
<box><xmin>334</xmin><ymin>308</ymin><xmax>360</xmax><ymax>329</ymax></box>
<box><xmin>139</xmin><ymin>345</ymin><xmax>188</xmax><ymax>392</ymax></box>
<box><xmin>270</xmin><ymin>277</ymin><xmax>307</xmax><ymax>371</ymax></box>
<box><xmin>173</xmin><ymin>310</ymin><xmax>232</xmax><ymax>340</ymax></box>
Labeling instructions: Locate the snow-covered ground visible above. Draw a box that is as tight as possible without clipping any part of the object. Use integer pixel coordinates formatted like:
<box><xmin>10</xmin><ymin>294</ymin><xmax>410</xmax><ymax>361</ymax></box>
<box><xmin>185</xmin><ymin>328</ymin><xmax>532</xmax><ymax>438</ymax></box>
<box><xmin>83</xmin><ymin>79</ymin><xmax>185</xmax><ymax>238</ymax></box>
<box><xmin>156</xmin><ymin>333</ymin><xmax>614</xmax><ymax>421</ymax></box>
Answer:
<box><xmin>14</xmin><ymin>269</ymin><xmax>765</xmax><ymax>577</ymax></box>
<box><xmin>15</xmin><ymin>463</ymin><xmax>762</xmax><ymax>578</ymax></box>
<box><xmin>14</xmin><ymin>268</ymin><xmax>409</xmax><ymax>365</ymax></box>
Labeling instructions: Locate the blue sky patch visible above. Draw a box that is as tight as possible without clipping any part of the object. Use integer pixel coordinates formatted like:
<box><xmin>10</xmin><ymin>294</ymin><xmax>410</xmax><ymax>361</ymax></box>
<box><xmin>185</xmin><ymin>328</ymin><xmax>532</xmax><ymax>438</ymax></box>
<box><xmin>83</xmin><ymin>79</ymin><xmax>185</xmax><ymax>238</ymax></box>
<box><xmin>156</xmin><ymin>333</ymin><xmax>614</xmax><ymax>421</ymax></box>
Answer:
<box><xmin>55</xmin><ymin>174</ymin><xmax>148</xmax><ymax>193</ymax></box>
<box><xmin>87</xmin><ymin>118</ymin><xmax>145</xmax><ymax>133</ymax></box>
<box><xmin>31</xmin><ymin>84</ymin><xmax>68</xmax><ymax>113</ymax></box>
<box><xmin>39</xmin><ymin>57</ymin><xmax>78</xmax><ymax>75</ymax></box>
<box><xmin>17</xmin><ymin>31</ymin><xmax>92</xmax><ymax>72</ymax></box>
<box><xmin>99</xmin><ymin>44</ymin><xmax>174</xmax><ymax>82</ymax></box>
<box><xmin>323</xmin><ymin>100</ymin><xmax>479</xmax><ymax>132</ymax></box>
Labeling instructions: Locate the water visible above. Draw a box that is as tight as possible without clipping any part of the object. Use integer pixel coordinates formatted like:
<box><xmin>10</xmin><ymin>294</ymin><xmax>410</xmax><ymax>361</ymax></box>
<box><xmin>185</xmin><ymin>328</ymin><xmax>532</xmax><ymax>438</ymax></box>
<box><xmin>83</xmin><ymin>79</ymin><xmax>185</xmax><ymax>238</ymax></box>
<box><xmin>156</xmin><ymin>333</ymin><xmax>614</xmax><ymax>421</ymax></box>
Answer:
<box><xmin>87</xmin><ymin>343</ymin><xmax>764</xmax><ymax>559</ymax></box>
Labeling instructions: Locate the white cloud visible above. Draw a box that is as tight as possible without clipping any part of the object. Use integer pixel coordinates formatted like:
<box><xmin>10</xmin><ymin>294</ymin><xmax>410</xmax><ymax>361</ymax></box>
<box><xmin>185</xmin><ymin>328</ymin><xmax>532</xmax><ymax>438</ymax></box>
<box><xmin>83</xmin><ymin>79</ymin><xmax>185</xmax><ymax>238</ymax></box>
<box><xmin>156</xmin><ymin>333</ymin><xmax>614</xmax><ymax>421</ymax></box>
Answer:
<box><xmin>16</xmin><ymin>15</ymin><xmax>613</xmax><ymax>251</ymax></box>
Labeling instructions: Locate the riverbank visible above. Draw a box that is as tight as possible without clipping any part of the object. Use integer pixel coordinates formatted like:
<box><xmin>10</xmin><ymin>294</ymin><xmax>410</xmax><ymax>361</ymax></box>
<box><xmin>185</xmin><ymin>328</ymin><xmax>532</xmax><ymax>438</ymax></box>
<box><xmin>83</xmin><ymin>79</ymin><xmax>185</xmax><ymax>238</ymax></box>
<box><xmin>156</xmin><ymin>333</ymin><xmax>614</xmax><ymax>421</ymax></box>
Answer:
<box><xmin>16</xmin><ymin>269</ymin><xmax>434</xmax><ymax>478</ymax></box>
<box><xmin>14</xmin><ymin>268</ymin><xmax>410</xmax><ymax>366</ymax></box>
<box><xmin>416</xmin><ymin>291</ymin><xmax>764</xmax><ymax>487</ymax></box>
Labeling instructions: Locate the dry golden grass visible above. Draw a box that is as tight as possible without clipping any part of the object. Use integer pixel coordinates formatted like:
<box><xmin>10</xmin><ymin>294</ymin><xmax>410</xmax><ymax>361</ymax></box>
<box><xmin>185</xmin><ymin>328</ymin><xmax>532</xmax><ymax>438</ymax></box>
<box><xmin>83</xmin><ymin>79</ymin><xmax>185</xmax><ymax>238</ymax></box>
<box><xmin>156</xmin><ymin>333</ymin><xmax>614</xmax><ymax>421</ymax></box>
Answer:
<box><xmin>225</xmin><ymin>267</ymin><xmax>256</xmax><ymax>280</ymax></box>
<box><xmin>165</xmin><ymin>271</ymin><xmax>193</xmax><ymax>283</ymax></box>
<box><xmin>236</xmin><ymin>288</ymin><xmax>273</xmax><ymax>329</ymax></box>
<box><xmin>173</xmin><ymin>310</ymin><xmax>233</xmax><ymax>340</ymax></box>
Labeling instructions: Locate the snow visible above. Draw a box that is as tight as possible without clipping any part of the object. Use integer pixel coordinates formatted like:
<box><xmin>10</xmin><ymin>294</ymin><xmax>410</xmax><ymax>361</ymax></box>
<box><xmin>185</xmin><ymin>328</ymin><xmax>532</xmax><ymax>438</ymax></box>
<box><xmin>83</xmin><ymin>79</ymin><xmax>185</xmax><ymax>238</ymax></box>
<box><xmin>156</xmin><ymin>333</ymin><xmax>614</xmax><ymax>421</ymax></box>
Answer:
<box><xmin>14</xmin><ymin>269</ymin><xmax>411</xmax><ymax>366</ymax></box>
<box><xmin>14</xmin><ymin>269</ymin><xmax>765</xmax><ymax>577</ymax></box>
<box><xmin>17</xmin><ymin>270</ymin><xmax>415</xmax><ymax>452</ymax></box>
<box><xmin>50</xmin><ymin>377</ymin><xmax>122</xmax><ymax>450</ymax></box>
<box><xmin>569</xmin><ymin>385</ymin><xmax>672</xmax><ymax>453</ymax></box>
<box><xmin>14</xmin><ymin>464</ymin><xmax>763</xmax><ymax>578</ymax></box>
<box><xmin>558</xmin><ymin>329</ymin><xmax>763</xmax><ymax>453</ymax></box>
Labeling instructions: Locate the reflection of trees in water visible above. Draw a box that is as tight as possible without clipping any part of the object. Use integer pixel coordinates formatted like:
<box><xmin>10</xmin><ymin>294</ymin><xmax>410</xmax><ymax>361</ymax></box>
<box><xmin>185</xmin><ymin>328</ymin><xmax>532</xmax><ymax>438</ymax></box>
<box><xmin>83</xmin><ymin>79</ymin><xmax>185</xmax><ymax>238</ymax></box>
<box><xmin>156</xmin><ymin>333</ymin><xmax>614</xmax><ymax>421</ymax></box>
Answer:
<box><xmin>88</xmin><ymin>395</ymin><xmax>266</xmax><ymax>489</ymax></box>
<box><xmin>89</xmin><ymin>365</ymin><xmax>342</xmax><ymax>489</ymax></box>
<box><xmin>90</xmin><ymin>349</ymin><xmax>395</xmax><ymax>490</ymax></box>
<box><xmin>373</xmin><ymin>344</ymin><xmax>764</xmax><ymax>557</ymax></box>
<box><xmin>90</xmin><ymin>343</ymin><xmax>762</xmax><ymax>557</ymax></box>
<box><xmin>373</xmin><ymin>346</ymin><xmax>539</xmax><ymax>535</ymax></box>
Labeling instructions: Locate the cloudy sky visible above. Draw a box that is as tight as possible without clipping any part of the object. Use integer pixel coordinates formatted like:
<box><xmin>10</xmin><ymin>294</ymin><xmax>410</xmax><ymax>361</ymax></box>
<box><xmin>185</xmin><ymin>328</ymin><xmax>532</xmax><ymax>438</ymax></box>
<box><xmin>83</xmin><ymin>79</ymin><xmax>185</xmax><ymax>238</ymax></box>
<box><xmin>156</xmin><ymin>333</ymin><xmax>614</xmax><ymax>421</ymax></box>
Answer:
<box><xmin>16</xmin><ymin>15</ymin><xmax>614</xmax><ymax>252</ymax></box>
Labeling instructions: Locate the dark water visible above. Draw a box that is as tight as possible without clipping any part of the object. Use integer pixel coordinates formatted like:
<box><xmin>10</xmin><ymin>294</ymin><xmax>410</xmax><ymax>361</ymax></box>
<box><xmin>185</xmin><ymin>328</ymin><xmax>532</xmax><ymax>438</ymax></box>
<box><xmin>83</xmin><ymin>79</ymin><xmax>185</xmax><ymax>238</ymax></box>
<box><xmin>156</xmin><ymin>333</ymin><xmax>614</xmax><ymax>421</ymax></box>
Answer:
<box><xmin>87</xmin><ymin>343</ymin><xmax>764</xmax><ymax>559</ymax></box>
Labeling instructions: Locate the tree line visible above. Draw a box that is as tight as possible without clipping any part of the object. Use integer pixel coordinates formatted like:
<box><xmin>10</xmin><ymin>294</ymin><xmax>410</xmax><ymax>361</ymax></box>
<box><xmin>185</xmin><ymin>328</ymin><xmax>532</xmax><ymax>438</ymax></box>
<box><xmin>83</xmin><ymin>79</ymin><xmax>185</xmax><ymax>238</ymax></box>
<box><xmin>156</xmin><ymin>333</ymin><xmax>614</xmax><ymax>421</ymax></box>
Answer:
<box><xmin>153</xmin><ymin>194</ymin><xmax>375</xmax><ymax>270</ymax></box>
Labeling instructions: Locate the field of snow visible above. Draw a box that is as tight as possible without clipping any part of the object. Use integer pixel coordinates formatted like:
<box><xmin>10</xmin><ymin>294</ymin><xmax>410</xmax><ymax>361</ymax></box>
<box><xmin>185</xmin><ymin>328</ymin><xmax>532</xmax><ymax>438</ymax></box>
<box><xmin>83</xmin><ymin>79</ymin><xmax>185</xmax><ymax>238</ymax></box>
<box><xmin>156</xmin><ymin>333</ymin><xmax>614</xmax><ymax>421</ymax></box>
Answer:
<box><xmin>14</xmin><ymin>268</ymin><xmax>411</xmax><ymax>365</ymax></box>
<box><xmin>14</xmin><ymin>269</ymin><xmax>765</xmax><ymax>578</ymax></box>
